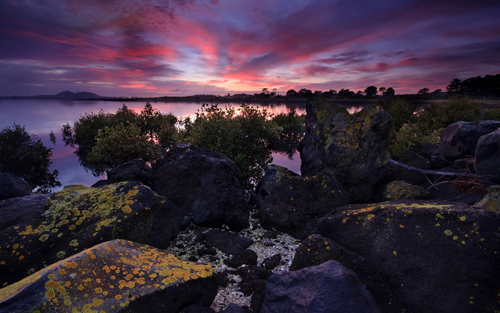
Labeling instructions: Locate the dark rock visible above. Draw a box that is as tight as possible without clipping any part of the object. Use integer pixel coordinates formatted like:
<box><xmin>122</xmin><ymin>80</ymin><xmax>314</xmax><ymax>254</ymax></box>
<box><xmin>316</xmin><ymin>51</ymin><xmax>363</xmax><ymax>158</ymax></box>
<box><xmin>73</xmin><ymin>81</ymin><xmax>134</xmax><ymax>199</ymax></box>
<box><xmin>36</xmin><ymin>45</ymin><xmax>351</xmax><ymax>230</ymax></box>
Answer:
<box><xmin>142</xmin><ymin>197</ymin><xmax>182</xmax><ymax>249</ymax></box>
<box><xmin>0</xmin><ymin>240</ymin><xmax>217</xmax><ymax>313</ymax></box>
<box><xmin>474</xmin><ymin>186</ymin><xmax>500</xmax><ymax>212</ymax></box>
<box><xmin>391</xmin><ymin>150</ymin><xmax>431</xmax><ymax>185</ymax></box>
<box><xmin>186</xmin><ymin>303</ymin><xmax>216</xmax><ymax>313</ymax></box>
<box><xmin>233</xmin><ymin>265</ymin><xmax>272</xmax><ymax>312</ymax></box>
<box><xmin>90</xmin><ymin>179</ymin><xmax>109</xmax><ymax>188</ymax></box>
<box><xmin>215</xmin><ymin>270</ymin><xmax>230</xmax><ymax>287</ymax></box>
<box><xmin>221</xmin><ymin>304</ymin><xmax>252</xmax><ymax>313</ymax></box>
<box><xmin>0</xmin><ymin>173</ymin><xmax>31</xmax><ymax>200</ymax></box>
<box><xmin>179</xmin><ymin>216</ymin><xmax>193</xmax><ymax>231</ymax></box>
<box><xmin>290</xmin><ymin>234</ymin><xmax>365</xmax><ymax>271</ymax></box>
<box><xmin>262</xmin><ymin>254</ymin><xmax>281</xmax><ymax>270</ymax></box>
<box><xmin>224</xmin><ymin>249</ymin><xmax>258</xmax><ymax>267</ymax></box>
<box><xmin>198</xmin><ymin>247</ymin><xmax>217</xmax><ymax>256</ymax></box>
<box><xmin>107</xmin><ymin>158</ymin><xmax>152</xmax><ymax>187</ymax></box>
<box><xmin>475</xmin><ymin>128</ymin><xmax>500</xmax><ymax>185</ymax></box>
<box><xmin>0</xmin><ymin>193</ymin><xmax>50</xmax><ymax>231</ymax></box>
<box><xmin>439</xmin><ymin>120</ymin><xmax>500</xmax><ymax>161</ymax></box>
<box><xmin>413</xmin><ymin>142</ymin><xmax>438</xmax><ymax>159</ymax></box>
<box><xmin>188</xmin><ymin>256</ymin><xmax>198</xmax><ymax>262</ymax></box>
<box><xmin>263</xmin><ymin>230</ymin><xmax>277</xmax><ymax>239</ymax></box>
<box><xmin>260</xmin><ymin>260</ymin><xmax>380</xmax><ymax>313</ymax></box>
<box><xmin>259</xmin><ymin>168</ymin><xmax>350</xmax><ymax>237</ymax></box>
<box><xmin>152</xmin><ymin>144</ymin><xmax>249</xmax><ymax>231</ymax></box>
<box><xmin>429</xmin><ymin>152</ymin><xmax>451</xmax><ymax>169</ymax></box>
<box><xmin>0</xmin><ymin>182</ymin><xmax>162</xmax><ymax>286</ymax></box>
<box><xmin>298</xmin><ymin>99</ymin><xmax>393</xmax><ymax>202</ymax></box>
<box><xmin>302</xmin><ymin>200</ymin><xmax>500</xmax><ymax>313</ymax></box>
<box><xmin>452</xmin><ymin>158</ymin><xmax>475</xmax><ymax>172</ymax></box>
<box><xmin>255</xmin><ymin>164</ymin><xmax>300</xmax><ymax>198</ymax></box>
<box><xmin>204</xmin><ymin>229</ymin><xmax>253</xmax><ymax>256</ymax></box>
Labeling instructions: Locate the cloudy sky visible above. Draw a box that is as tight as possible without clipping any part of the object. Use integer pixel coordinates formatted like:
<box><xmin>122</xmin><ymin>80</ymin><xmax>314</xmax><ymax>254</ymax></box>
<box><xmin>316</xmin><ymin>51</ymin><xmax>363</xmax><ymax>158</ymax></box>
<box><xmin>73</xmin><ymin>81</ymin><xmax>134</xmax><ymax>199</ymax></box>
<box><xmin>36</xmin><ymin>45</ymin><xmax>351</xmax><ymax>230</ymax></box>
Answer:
<box><xmin>1</xmin><ymin>0</ymin><xmax>499</xmax><ymax>97</ymax></box>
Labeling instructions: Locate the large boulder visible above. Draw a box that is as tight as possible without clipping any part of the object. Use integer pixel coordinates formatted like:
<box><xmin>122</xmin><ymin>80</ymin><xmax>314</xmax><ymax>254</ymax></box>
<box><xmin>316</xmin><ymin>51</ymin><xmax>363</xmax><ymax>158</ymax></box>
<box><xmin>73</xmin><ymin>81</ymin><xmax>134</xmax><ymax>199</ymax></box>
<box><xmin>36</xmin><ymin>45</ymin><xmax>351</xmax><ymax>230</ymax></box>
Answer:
<box><xmin>0</xmin><ymin>239</ymin><xmax>217</xmax><ymax>312</ymax></box>
<box><xmin>152</xmin><ymin>145</ymin><xmax>249</xmax><ymax>231</ymax></box>
<box><xmin>0</xmin><ymin>173</ymin><xmax>31</xmax><ymax>201</ymax></box>
<box><xmin>0</xmin><ymin>193</ymin><xmax>51</xmax><ymax>231</ymax></box>
<box><xmin>301</xmin><ymin>200</ymin><xmax>500</xmax><ymax>313</ymax></box>
<box><xmin>475</xmin><ymin>128</ymin><xmax>500</xmax><ymax>185</ymax></box>
<box><xmin>258</xmin><ymin>167</ymin><xmax>350</xmax><ymax>237</ymax></box>
<box><xmin>260</xmin><ymin>260</ymin><xmax>380</xmax><ymax>313</ymax></box>
<box><xmin>439</xmin><ymin>120</ymin><xmax>500</xmax><ymax>161</ymax></box>
<box><xmin>107</xmin><ymin>158</ymin><xmax>153</xmax><ymax>187</ymax></box>
<box><xmin>0</xmin><ymin>182</ymin><xmax>166</xmax><ymax>286</ymax></box>
<box><xmin>298</xmin><ymin>99</ymin><xmax>393</xmax><ymax>202</ymax></box>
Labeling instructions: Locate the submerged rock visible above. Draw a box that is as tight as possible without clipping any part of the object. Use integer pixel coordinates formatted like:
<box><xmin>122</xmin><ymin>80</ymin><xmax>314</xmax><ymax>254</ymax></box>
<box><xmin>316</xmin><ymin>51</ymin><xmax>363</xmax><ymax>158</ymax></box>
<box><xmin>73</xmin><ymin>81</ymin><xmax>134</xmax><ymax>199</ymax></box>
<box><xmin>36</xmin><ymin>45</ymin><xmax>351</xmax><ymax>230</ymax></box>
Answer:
<box><xmin>299</xmin><ymin>99</ymin><xmax>393</xmax><ymax>202</ymax></box>
<box><xmin>302</xmin><ymin>200</ymin><xmax>500</xmax><ymax>313</ymax></box>
<box><xmin>0</xmin><ymin>239</ymin><xmax>217</xmax><ymax>313</ymax></box>
<box><xmin>0</xmin><ymin>182</ymin><xmax>164</xmax><ymax>286</ymax></box>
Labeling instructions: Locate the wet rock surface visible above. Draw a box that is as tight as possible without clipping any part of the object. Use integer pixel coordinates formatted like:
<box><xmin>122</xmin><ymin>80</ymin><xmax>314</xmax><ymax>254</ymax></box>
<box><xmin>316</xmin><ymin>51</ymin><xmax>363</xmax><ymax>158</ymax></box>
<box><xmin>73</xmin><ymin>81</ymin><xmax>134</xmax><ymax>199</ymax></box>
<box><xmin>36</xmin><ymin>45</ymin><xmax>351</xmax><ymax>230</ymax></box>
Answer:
<box><xmin>0</xmin><ymin>239</ymin><xmax>217</xmax><ymax>313</ymax></box>
<box><xmin>301</xmin><ymin>200</ymin><xmax>500</xmax><ymax>313</ymax></box>
<box><xmin>152</xmin><ymin>144</ymin><xmax>250</xmax><ymax>231</ymax></box>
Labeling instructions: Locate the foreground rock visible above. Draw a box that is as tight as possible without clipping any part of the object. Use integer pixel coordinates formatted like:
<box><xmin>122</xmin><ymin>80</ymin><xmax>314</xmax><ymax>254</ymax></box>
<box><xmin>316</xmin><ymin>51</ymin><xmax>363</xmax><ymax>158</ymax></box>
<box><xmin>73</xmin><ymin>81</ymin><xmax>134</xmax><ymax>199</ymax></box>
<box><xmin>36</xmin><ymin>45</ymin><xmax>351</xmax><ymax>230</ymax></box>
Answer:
<box><xmin>257</xmin><ymin>166</ymin><xmax>350</xmax><ymax>237</ymax></box>
<box><xmin>0</xmin><ymin>173</ymin><xmax>31</xmax><ymax>201</ymax></box>
<box><xmin>0</xmin><ymin>239</ymin><xmax>217</xmax><ymax>312</ymax></box>
<box><xmin>301</xmin><ymin>200</ymin><xmax>500</xmax><ymax>313</ymax></box>
<box><xmin>475</xmin><ymin>128</ymin><xmax>500</xmax><ymax>185</ymax></box>
<box><xmin>152</xmin><ymin>145</ymin><xmax>250</xmax><ymax>231</ymax></box>
<box><xmin>260</xmin><ymin>260</ymin><xmax>380</xmax><ymax>313</ymax></box>
<box><xmin>299</xmin><ymin>99</ymin><xmax>393</xmax><ymax>202</ymax></box>
<box><xmin>0</xmin><ymin>182</ymin><xmax>167</xmax><ymax>286</ymax></box>
<box><xmin>439</xmin><ymin>120</ymin><xmax>500</xmax><ymax>161</ymax></box>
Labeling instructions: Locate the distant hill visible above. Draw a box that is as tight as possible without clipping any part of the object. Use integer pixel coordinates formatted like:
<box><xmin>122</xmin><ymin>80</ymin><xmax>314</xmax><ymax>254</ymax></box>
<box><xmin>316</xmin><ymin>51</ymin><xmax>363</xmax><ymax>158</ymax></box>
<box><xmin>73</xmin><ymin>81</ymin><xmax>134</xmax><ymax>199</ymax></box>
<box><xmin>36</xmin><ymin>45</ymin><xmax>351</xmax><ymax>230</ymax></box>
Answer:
<box><xmin>54</xmin><ymin>91</ymin><xmax>100</xmax><ymax>99</ymax></box>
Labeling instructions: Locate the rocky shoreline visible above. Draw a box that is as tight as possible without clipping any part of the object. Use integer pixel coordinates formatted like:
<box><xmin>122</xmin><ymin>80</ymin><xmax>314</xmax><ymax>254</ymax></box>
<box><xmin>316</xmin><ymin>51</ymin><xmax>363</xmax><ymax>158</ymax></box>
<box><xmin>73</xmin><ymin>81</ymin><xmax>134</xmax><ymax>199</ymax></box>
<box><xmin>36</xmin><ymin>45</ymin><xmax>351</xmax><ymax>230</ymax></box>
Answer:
<box><xmin>1</xmin><ymin>99</ymin><xmax>500</xmax><ymax>312</ymax></box>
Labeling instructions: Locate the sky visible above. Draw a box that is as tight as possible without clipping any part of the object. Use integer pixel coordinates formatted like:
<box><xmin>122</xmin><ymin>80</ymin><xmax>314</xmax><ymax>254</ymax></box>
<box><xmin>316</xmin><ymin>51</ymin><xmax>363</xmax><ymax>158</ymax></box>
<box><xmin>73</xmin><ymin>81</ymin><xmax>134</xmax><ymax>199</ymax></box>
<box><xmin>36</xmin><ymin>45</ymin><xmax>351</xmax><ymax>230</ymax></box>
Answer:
<box><xmin>1</xmin><ymin>0</ymin><xmax>500</xmax><ymax>97</ymax></box>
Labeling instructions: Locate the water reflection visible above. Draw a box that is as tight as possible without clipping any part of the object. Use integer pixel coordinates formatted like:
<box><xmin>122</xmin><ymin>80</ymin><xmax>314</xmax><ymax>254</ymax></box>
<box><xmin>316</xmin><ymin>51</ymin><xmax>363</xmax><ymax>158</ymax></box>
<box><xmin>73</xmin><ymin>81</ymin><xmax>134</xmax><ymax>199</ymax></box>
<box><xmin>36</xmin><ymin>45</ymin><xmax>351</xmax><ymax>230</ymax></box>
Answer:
<box><xmin>0</xmin><ymin>99</ymin><xmax>369</xmax><ymax>190</ymax></box>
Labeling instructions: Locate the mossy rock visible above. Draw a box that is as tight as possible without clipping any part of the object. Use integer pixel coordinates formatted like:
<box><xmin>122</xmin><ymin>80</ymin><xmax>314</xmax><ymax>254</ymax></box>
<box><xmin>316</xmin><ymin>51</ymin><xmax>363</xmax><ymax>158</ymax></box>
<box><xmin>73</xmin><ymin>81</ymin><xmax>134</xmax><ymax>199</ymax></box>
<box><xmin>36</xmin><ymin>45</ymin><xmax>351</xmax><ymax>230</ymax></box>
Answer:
<box><xmin>0</xmin><ymin>239</ymin><xmax>216</xmax><ymax>312</ymax></box>
<box><xmin>381</xmin><ymin>180</ymin><xmax>431</xmax><ymax>201</ymax></box>
<box><xmin>0</xmin><ymin>182</ymin><xmax>162</xmax><ymax>287</ymax></box>
<box><xmin>302</xmin><ymin>200</ymin><xmax>500</xmax><ymax>313</ymax></box>
<box><xmin>474</xmin><ymin>191</ymin><xmax>500</xmax><ymax>212</ymax></box>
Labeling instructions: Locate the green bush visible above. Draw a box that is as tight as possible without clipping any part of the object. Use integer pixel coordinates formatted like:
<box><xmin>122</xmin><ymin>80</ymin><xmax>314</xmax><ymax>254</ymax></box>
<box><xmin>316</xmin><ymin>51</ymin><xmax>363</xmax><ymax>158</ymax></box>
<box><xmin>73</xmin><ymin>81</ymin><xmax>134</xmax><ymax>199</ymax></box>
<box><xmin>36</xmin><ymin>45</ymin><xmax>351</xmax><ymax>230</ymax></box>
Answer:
<box><xmin>480</xmin><ymin>107</ymin><xmax>500</xmax><ymax>121</ymax></box>
<box><xmin>0</xmin><ymin>124</ymin><xmax>61</xmax><ymax>191</ymax></box>
<box><xmin>182</xmin><ymin>104</ymin><xmax>280</xmax><ymax>191</ymax></box>
<box><xmin>270</xmin><ymin>108</ymin><xmax>305</xmax><ymax>158</ymax></box>
<box><xmin>376</xmin><ymin>98</ymin><xmax>416</xmax><ymax>131</ymax></box>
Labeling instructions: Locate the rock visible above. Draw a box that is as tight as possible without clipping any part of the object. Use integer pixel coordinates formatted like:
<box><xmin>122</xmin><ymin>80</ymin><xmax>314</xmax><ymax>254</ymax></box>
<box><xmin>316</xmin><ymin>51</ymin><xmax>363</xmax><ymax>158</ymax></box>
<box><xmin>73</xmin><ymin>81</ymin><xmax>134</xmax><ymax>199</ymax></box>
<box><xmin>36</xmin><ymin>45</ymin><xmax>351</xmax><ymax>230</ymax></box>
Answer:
<box><xmin>142</xmin><ymin>197</ymin><xmax>182</xmax><ymax>249</ymax></box>
<box><xmin>152</xmin><ymin>144</ymin><xmax>249</xmax><ymax>231</ymax></box>
<box><xmin>412</xmin><ymin>142</ymin><xmax>438</xmax><ymax>159</ymax></box>
<box><xmin>298</xmin><ymin>99</ymin><xmax>393</xmax><ymax>202</ymax></box>
<box><xmin>221</xmin><ymin>304</ymin><xmax>252</xmax><ymax>313</ymax></box>
<box><xmin>452</xmin><ymin>158</ymin><xmax>475</xmax><ymax>172</ymax></box>
<box><xmin>260</xmin><ymin>260</ymin><xmax>380</xmax><ymax>313</ymax></box>
<box><xmin>0</xmin><ymin>182</ymin><xmax>163</xmax><ymax>286</ymax></box>
<box><xmin>0</xmin><ymin>173</ymin><xmax>31</xmax><ymax>201</ymax></box>
<box><xmin>258</xmin><ymin>167</ymin><xmax>350</xmax><ymax>237</ymax></box>
<box><xmin>224</xmin><ymin>249</ymin><xmax>258</xmax><ymax>268</ymax></box>
<box><xmin>204</xmin><ymin>229</ymin><xmax>253</xmax><ymax>257</ymax></box>
<box><xmin>0</xmin><ymin>239</ymin><xmax>217</xmax><ymax>313</ymax></box>
<box><xmin>233</xmin><ymin>265</ymin><xmax>273</xmax><ymax>312</ymax></box>
<box><xmin>391</xmin><ymin>150</ymin><xmax>431</xmax><ymax>185</ymax></box>
<box><xmin>186</xmin><ymin>303</ymin><xmax>216</xmax><ymax>313</ymax></box>
<box><xmin>107</xmin><ymin>158</ymin><xmax>153</xmax><ymax>187</ymax></box>
<box><xmin>475</xmin><ymin>128</ymin><xmax>500</xmax><ymax>185</ymax></box>
<box><xmin>0</xmin><ymin>193</ymin><xmax>51</xmax><ymax>231</ymax></box>
<box><xmin>254</xmin><ymin>164</ymin><xmax>300</xmax><ymax>199</ymax></box>
<box><xmin>474</xmin><ymin>185</ymin><xmax>500</xmax><ymax>212</ymax></box>
<box><xmin>380</xmin><ymin>180</ymin><xmax>432</xmax><ymax>201</ymax></box>
<box><xmin>302</xmin><ymin>200</ymin><xmax>500</xmax><ymax>313</ymax></box>
<box><xmin>262</xmin><ymin>254</ymin><xmax>281</xmax><ymax>270</ymax></box>
<box><xmin>439</xmin><ymin>120</ymin><xmax>500</xmax><ymax>161</ymax></box>
<box><xmin>290</xmin><ymin>234</ymin><xmax>365</xmax><ymax>272</ymax></box>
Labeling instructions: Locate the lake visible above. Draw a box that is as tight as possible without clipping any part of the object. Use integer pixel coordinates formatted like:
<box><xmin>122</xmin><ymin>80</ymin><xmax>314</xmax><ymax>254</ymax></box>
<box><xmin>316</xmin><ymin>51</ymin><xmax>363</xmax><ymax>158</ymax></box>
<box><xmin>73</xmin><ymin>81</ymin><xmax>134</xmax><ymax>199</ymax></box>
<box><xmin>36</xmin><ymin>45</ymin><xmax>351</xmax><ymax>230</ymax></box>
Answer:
<box><xmin>0</xmin><ymin>99</ymin><xmax>370</xmax><ymax>191</ymax></box>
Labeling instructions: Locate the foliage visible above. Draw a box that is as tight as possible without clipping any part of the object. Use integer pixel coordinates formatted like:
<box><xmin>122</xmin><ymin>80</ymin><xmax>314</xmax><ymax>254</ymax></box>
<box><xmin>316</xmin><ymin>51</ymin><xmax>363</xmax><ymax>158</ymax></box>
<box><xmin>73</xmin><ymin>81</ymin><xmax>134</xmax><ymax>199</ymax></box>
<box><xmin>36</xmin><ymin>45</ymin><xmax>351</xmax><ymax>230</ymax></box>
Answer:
<box><xmin>446</xmin><ymin>74</ymin><xmax>500</xmax><ymax>96</ymax></box>
<box><xmin>364</xmin><ymin>86</ymin><xmax>378</xmax><ymax>97</ymax></box>
<box><xmin>0</xmin><ymin>123</ymin><xmax>61</xmax><ymax>191</ymax></box>
<box><xmin>87</xmin><ymin>123</ymin><xmax>157</xmax><ymax>173</ymax></box>
<box><xmin>416</xmin><ymin>96</ymin><xmax>483</xmax><ymax>130</ymax></box>
<box><xmin>376</xmin><ymin>98</ymin><xmax>416</xmax><ymax>131</ymax></box>
<box><xmin>181</xmin><ymin>103</ymin><xmax>280</xmax><ymax>191</ymax></box>
<box><xmin>389</xmin><ymin>122</ymin><xmax>442</xmax><ymax>157</ymax></box>
<box><xmin>480</xmin><ymin>107</ymin><xmax>500</xmax><ymax>120</ymax></box>
<box><xmin>270</xmin><ymin>108</ymin><xmax>305</xmax><ymax>158</ymax></box>
<box><xmin>62</xmin><ymin>103</ymin><xmax>177</xmax><ymax>176</ymax></box>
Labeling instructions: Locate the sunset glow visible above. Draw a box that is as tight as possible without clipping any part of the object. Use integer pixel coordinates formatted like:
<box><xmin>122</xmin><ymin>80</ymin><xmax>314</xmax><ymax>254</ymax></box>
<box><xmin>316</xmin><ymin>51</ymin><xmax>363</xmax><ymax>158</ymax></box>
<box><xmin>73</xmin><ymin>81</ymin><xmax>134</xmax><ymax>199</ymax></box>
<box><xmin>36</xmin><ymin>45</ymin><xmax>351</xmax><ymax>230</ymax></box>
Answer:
<box><xmin>1</xmin><ymin>0</ymin><xmax>499</xmax><ymax>97</ymax></box>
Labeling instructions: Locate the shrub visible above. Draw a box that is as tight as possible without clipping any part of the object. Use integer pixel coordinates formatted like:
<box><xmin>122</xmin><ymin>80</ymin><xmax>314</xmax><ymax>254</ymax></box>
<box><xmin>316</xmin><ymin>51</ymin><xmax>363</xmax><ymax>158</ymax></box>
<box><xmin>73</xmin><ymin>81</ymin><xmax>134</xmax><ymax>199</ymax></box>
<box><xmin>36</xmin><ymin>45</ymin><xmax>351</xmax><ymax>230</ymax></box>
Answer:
<box><xmin>0</xmin><ymin>123</ymin><xmax>61</xmax><ymax>191</ymax></box>
<box><xmin>182</xmin><ymin>104</ymin><xmax>280</xmax><ymax>191</ymax></box>
<box><xmin>270</xmin><ymin>108</ymin><xmax>305</xmax><ymax>158</ymax></box>
<box><xmin>376</xmin><ymin>98</ymin><xmax>416</xmax><ymax>131</ymax></box>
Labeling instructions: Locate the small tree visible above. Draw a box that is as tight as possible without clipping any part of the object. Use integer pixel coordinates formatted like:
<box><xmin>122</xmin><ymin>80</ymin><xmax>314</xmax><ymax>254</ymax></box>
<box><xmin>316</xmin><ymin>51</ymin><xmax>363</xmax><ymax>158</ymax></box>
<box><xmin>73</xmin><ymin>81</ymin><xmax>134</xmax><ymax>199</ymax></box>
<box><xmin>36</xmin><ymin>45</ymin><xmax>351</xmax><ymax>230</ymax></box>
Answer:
<box><xmin>417</xmin><ymin>88</ymin><xmax>429</xmax><ymax>95</ymax></box>
<box><xmin>384</xmin><ymin>87</ymin><xmax>395</xmax><ymax>97</ymax></box>
<box><xmin>0</xmin><ymin>124</ymin><xmax>61</xmax><ymax>191</ymax></box>
<box><xmin>364</xmin><ymin>86</ymin><xmax>378</xmax><ymax>98</ymax></box>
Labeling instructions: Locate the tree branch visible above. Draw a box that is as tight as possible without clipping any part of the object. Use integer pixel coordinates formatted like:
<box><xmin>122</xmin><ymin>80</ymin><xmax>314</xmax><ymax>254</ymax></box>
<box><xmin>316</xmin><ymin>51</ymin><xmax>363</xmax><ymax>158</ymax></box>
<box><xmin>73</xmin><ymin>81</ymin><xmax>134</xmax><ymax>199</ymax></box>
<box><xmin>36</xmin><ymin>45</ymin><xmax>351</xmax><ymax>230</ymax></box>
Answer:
<box><xmin>389</xmin><ymin>159</ymin><xmax>479</xmax><ymax>178</ymax></box>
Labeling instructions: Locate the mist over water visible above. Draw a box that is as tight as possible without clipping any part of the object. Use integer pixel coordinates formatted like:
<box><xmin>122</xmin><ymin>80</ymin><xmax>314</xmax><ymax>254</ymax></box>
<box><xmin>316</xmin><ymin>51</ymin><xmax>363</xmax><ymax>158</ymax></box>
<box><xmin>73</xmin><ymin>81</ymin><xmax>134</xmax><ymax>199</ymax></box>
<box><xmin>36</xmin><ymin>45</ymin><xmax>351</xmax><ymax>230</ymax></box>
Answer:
<box><xmin>0</xmin><ymin>99</ymin><xmax>368</xmax><ymax>191</ymax></box>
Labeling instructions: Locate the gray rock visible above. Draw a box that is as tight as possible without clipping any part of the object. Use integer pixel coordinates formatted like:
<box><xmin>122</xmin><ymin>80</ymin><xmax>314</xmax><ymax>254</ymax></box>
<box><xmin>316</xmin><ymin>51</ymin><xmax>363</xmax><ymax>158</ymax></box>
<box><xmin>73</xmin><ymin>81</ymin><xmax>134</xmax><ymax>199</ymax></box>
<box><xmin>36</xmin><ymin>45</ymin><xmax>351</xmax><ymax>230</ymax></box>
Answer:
<box><xmin>152</xmin><ymin>145</ymin><xmax>249</xmax><ymax>230</ymax></box>
<box><xmin>260</xmin><ymin>260</ymin><xmax>380</xmax><ymax>313</ymax></box>
<box><xmin>439</xmin><ymin>120</ymin><xmax>500</xmax><ymax>161</ymax></box>
<box><xmin>107</xmin><ymin>158</ymin><xmax>152</xmax><ymax>187</ymax></box>
<box><xmin>0</xmin><ymin>193</ymin><xmax>50</xmax><ymax>231</ymax></box>
<box><xmin>475</xmin><ymin>128</ymin><xmax>500</xmax><ymax>185</ymax></box>
<box><xmin>0</xmin><ymin>173</ymin><xmax>31</xmax><ymax>200</ymax></box>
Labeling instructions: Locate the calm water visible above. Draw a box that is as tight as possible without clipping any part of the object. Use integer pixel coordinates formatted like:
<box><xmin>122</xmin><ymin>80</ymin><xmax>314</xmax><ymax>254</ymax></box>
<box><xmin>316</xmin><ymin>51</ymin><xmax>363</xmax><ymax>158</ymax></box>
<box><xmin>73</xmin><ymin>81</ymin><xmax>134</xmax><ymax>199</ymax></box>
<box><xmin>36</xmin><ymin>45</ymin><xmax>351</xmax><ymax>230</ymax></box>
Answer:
<box><xmin>0</xmin><ymin>99</ymin><xmax>367</xmax><ymax>191</ymax></box>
